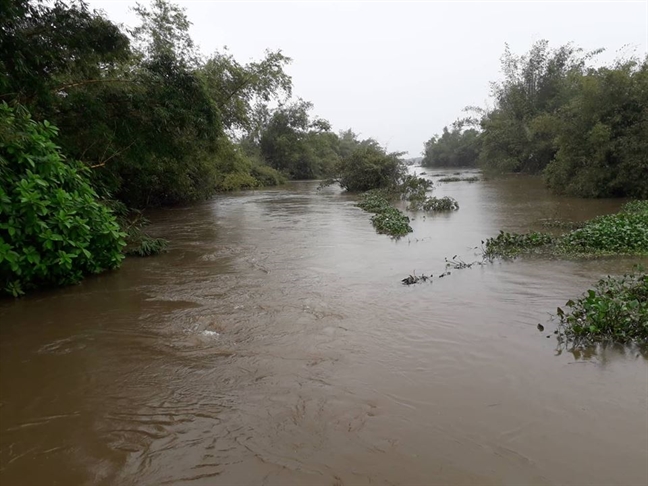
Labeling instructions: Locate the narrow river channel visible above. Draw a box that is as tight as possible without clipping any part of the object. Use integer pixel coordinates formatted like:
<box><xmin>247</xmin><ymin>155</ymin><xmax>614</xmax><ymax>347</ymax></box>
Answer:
<box><xmin>1</xmin><ymin>171</ymin><xmax>646</xmax><ymax>486</ymax></box>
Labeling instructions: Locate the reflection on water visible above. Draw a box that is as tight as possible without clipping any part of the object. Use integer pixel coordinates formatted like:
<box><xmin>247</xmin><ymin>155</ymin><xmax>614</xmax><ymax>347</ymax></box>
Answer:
<box><xmin>1</xmin><ymin>172</ymin><xmax>646</xmax><ymax>486</ymax></box>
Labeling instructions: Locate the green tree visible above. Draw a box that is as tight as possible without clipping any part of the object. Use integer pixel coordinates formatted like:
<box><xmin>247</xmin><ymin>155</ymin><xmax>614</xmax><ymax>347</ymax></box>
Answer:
<box><xmin>478</xmin><ymin>41</ymin><xmax>598</xmax><ymax>173</ymax></box>
<box><xmin>422</xmin><ymin>125</ymin><xmax>480</xmax><ymax>168</ymax></box>
<box><xmin>329</xmin><ymin>139</ymin><xmax>405</xmax><ymax>192</ymax></box>
<box><xmin>0</xmin><ymin>0</ymin><xmax>130</xmax><ymax>109</ymax></box>
<box><xmin>259</xmin><ymin>100</ymin><xmax>338</xmax><ymax>179</ymax></box>
<box><xmin>545</xmin><ymin>57</ymin><xmax>648</xmax><ymax>198</ymax></box>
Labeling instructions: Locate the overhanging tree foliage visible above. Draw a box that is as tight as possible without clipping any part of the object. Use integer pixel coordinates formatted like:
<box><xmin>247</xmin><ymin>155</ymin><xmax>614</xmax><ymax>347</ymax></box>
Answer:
<box><xmin>0</xmin><ymin>103</ymin><xmax>125</xmax><ymax>296</ymax></box>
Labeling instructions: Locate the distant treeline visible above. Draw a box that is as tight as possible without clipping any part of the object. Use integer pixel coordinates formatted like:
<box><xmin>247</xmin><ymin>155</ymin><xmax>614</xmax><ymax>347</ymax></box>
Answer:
<box><xmin>422</xmin><ymin>41</ymin><xmax>647</xmax><ymax>198</ymax></box>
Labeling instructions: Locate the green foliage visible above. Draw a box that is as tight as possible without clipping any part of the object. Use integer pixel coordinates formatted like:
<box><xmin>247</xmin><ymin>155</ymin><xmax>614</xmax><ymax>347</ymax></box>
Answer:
<box><xmin>356</xmin><ymin>191</ymin><xmax>412</xmax><ymax>237</ymax></box>
<box><xmin>258</xmin><ymin>100</ymin><xmax>338</xmax><ymax>180</ymax></box>
<box><xmin>622</xmin><ymin>200</ymin><xmax>648</xmax><ymax>214</ymax></box>
<box><xmin>558</xmin><ymin>203</ymin><xmax>648</xmax><ymax>255</ymax></box>
<box><xmin>409</xmin><ymin>196</ymin><xmax>459</xmax><ymax>212</ymax></box>
<box><xmin>544</xmin><ymin>58</ymin><xmax>648</xmax><ymax>198</ymax></box>
<box><xmin>422</xmin><ymin>126</ymin><xmax>480</xmax><ymax>168</ymax></box>
<box><xmin>200</xmin><ymin>49</ymin><xmax>292</xmax><ymax>132</ymax></box>
<box><xmin>428</xmin><ymin>41</ymin><xmax>646</xmax><ymax>199</ymax></box>
<box><xmin>370</xmin><ymin>208</ymin><xmax>412</xmax><ymax>237</ymax></box>
<box><xmin>105</xmin><ymin>201</ymin><xmax>167</xmax><ymax>257</ymax></box>
<box><xmin>212</xmin><ymin>142</ymin><xmax>286</xmax><ymax>191</ymax></box>
<box><xmin>556</xmin><ymin>272</ymin><xmax>648</xmax><ymax>347</ymax></box>
<box><xmin>437</xmin><ymin>176</ymin><xmax>480</xmax><ymax>183</ymax></box>
<box><xmin>330</xmin><ymin>140</ymin><xmax>405</xmax><ymax>192</ymax></box>
<box><xmin>483</xmin><ymin>200</ymin><xmax>648</xmax><ymax>259</ymax></box>
<box><xmin>398</xmin><ymin>174</ymin><xmax>433</xmax><ymax>204</ymax></box>
<box><xmin>2</xmin><ymin>0</ymin><xmax>293</xmax><ymax>209</ymax></box>
<box><xmin>126</xmin><ymin>236</ymin><xmax>168</xmax><ymax>257</ymax></box>
<box><xmin>478</xmin><ymin>41</ymin><xmax>595</xmax><ymax>174</ymax></box>
<box><xmin>356</xmin><ymin>190</ymin><xmax>393</xmax><ymax>213</ymax></box>
<box><xmin>0</xmin><ymin>0</ymin><xmax>130</xmax><ymax>107</ymax></box>
<box><xmin>0</xmin><ymin>104</ymin><xmax>125</xmax><ymax>296</ymax></box>
<box><xmin>483</xmin><ymin>231</ymin><xmax>555</xmax><ymax>259</ymax></box>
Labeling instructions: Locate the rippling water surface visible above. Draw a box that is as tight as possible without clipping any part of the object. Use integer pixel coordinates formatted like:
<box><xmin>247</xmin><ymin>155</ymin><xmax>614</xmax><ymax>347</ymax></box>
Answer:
<box><xmin>1</xmin><ymin>171</ymin><xmax>646</xmax><ymax>485</ymax></box>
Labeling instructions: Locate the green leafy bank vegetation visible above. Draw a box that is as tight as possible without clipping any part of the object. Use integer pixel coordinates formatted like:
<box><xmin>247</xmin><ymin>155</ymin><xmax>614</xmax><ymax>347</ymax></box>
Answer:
<box><xmin>479</xmin><ymin>202</ymin><xmax>647</xmax><ymax>347</ymax></box>
<box><xmin>0</xmin><ymin>104</ymin><xmax>125</xmax><ymax>296</ymax></box>
<box><xmin>483</xmin><ymin>201</ymin><xmax>648</xmax><ymax>259</ymax></box>
<box><xmin>422</xmin><ymin>41</ymin><xmax>647</xmax><ymax>200</ymax></box>
<box><xmin>556</xmin><ymin>271</ymin><xmax>647</xmax><ymax>348</ymax></box>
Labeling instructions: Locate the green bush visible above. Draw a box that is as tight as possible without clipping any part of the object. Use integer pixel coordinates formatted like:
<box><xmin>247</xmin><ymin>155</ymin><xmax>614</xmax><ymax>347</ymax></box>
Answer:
<box><xmin>333</xmin><ymin>143</ymin><xmax>405</xmax><ymax>192</ymax></box>
<box><xmin>0</xmin><ymin>104</ymin><xmax>125</xmax><ymax>296</ymax></box>
<box><xmin>250</xmin><ymin>162</ymin><xmax>286</xmax><ymax>187</ymax></box>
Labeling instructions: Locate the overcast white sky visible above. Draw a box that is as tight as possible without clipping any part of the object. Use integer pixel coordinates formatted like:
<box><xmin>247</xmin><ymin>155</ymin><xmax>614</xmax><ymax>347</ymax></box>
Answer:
<box><xmin>87</xmin><ymin>0</ymin><xmax>648</xmax><ymax>156</ymax></box>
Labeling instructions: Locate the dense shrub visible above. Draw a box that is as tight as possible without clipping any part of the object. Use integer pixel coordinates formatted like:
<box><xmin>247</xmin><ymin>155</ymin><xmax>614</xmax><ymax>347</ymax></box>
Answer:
<box><xmin>333</xmin><ymin>143</ymin><xmax>405</xmax><ymax>192</ymax></box>
<box><xmin>0</xmin><ymin>104</ymin><xmax>125</xmax><ymax>296</ymax></box>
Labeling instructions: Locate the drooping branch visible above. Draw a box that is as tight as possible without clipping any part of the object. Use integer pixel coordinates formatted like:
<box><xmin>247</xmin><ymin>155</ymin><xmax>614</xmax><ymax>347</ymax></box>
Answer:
<box><xmin>89</xmin><ymin>141</ymin><xmax>136</xmax><ymax>169</ymax></box>
<box><xmin>52</xmin><ymin>78</ymin><xmax>135</xmax><ymax>93</ymax></box>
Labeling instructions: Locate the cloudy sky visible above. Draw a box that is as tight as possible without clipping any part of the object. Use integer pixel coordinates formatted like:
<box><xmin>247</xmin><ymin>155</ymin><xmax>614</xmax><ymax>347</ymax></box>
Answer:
<box><xmin>87</xmin><ymin>0</ymin><xmax>647</xmax><ymax>156</ymax></box>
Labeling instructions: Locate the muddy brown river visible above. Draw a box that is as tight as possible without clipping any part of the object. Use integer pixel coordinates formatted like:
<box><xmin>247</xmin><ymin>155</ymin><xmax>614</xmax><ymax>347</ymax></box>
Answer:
<box><xmin>1</xmin><ymin>171</ymin><xmax>647</xmax><ymax>486</ymax></box>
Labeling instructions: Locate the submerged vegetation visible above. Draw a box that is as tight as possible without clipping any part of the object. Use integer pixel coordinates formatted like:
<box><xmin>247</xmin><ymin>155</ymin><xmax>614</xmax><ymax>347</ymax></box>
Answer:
<box><xmin>437</xmin><ymin>176</ymin><xmax>480</xmax><ymax>183</ymax></box>
<box><xmin>556</xmin><ymin>271</ymin><xmax>648</xmax><ymax>347</ymax></box>
<box><xmin>483</xmin><ymin>201</ymin><xmax>648</xmax><ymax>259</ymax></box>
<box><xmin>356</xmin><ymin>192</ymin><xmax>412</xmax><ymax>237</ymax></box>
<box><xmin>408</xmin><ymin>196</ymin><xmax>459</xmax><ymax>212</ymax></box>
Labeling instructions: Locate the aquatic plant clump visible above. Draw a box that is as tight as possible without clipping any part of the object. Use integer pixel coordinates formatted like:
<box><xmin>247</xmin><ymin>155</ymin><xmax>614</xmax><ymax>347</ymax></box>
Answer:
<box><xmin>356</xmin><ymin>190</ymin><xmax>393</xmax><ymax>213</ymax></box>
<box><xmin>558</xmin><ymin>205</ymin><xmax>648</xmax><ymax>255</ymax></box>
<box><xmin>556</xmin><ymin>272</ymin><xmax>648</xmax><ymax>347</ymax></box>
<box><xmin>370</xmin><ymin>207</ymin><xmax>412</xmax><ymax>237</ymax></box>
<box><xmin>356</xmin><ymin>191</ymin><xmax>412</xmax><ymax>237</ymax></box>
<box><xmin>437</xmin><ymin>176</ymin><xmax>479</xmax><ymax>183</ymax></box>
<box><xmin>409</xmin><ymin>196</ymin><xmax>459</xmax><ymax>212</ymax></box>
<box><xmin>483</xmin><ymin>200</ymin><xmax>648</xmax><ymax>259</ymax></box>
<box><xmin>483</xmin><ymin>231</ymin><xmax>554</xmax><ymax>258</ymax></box>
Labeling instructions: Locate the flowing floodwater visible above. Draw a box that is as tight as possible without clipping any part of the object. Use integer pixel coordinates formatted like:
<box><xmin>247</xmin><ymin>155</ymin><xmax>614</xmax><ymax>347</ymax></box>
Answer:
<box><xmin>1</xmin><ymin>171</ymin><xmax>647</xmax><ymax>486</ymax></box>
